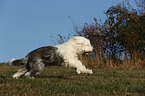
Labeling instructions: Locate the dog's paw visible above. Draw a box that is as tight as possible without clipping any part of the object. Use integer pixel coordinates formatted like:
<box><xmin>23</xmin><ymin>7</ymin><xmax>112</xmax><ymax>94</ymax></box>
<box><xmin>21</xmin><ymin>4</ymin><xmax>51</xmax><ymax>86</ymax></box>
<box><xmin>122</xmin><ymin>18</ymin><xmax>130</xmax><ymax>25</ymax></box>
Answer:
<box><xmin>88</xmin><ymin>70</ymin><xmax>93</xmax><ymax>74</ymax></box>
<box><xmin>84</xmin><ymin>69</ymin><xmax>93</xmax><ymax>75</ymax></box>
<box><xmin>76</xmin><ymin>69</ymin><xmax>81</xmax><ymax>74</ymax></box>
<box><xmin>12</xmin><ymin>75</ymin><xmax>19</xmax><ymax>79</ymax></box>
<box><xmin>28</xmin><ymin>76</ymin><xmax>35</xmax><ymax>79</ymax></box>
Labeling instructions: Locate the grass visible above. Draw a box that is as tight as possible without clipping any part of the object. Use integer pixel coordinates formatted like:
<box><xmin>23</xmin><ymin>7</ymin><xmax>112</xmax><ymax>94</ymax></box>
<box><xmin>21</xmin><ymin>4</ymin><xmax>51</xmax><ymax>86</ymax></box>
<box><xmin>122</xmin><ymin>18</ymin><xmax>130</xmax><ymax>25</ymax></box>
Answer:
<box><xmin>0</xmin><ymin>63</ymin><xmax>145</xmax><ymax>96</ymax></box>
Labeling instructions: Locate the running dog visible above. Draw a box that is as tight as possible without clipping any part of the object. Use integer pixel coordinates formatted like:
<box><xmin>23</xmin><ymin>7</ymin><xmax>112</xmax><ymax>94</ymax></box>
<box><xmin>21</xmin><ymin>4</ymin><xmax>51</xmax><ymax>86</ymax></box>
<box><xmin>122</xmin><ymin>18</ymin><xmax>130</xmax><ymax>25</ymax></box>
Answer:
<box><xmin>9</xmin><ymin>36</ymin><xmax>93</xmax><ymax>79</ymax></box>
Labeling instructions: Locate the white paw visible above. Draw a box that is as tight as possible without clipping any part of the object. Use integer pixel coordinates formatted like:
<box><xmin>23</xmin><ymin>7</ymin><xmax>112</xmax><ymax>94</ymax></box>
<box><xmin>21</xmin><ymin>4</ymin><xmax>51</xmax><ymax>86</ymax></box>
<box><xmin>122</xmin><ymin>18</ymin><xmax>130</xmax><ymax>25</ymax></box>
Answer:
<box><xmin>77</xmin><ymin>69</ymin><xmax>93</xmax><ymax>75</ymax></box>
<box><xmin>12</xmin><ymin>74</ymin><xmax>19</xmax><ymax>79</ymax></box>
<box><xmin>86</xmin><ymin>69</ymin><xmax>93</xmax><ymax>74</ymax></box>
<box><xmin>24</xmin><ymin>72</ymin><xmax>30</xmax><ymax>77</ymax></box>
<box><xmin>76</xmin><ymin>69</ymin><xmax>81</xmax><ymax>74</ymax></box>
<box><xmin>29</xmin><ymin>77</ymin><xmax>35</xmax><ymax>79</ymax></box>
<box><xmin>89</xmin><ymin>70</ymin><xmax>93</xmax><ymax>74</ymax></box>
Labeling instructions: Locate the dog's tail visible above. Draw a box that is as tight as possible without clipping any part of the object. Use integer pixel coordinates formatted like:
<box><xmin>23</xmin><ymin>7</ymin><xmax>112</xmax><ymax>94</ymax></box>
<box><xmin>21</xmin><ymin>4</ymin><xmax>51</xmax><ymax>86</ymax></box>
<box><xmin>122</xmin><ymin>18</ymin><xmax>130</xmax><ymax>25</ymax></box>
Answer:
<box><xmin>9</xmin><ymin>57</ymin><xmax>28</xmax><ymax>66</ymax></box>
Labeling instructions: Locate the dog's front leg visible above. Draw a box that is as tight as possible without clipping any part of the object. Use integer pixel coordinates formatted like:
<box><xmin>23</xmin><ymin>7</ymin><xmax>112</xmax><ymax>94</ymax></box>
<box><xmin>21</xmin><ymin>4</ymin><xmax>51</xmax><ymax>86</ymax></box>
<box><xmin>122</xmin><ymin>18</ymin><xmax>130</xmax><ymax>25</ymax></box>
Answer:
<box><xmin>66</xmin><ymin>58</ymin><xmax>93</xmax><ymax>74</ymax></box>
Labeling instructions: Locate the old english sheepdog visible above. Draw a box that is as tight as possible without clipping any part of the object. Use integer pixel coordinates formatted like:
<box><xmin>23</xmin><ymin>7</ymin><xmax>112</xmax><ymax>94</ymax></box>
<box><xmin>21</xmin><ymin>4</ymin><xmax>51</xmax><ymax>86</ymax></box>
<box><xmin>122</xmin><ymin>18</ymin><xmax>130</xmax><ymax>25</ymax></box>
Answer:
<box><xmin>9</xmin><ymin>36</ymin><xmax>93</xmax><ymax>79</ymax></box>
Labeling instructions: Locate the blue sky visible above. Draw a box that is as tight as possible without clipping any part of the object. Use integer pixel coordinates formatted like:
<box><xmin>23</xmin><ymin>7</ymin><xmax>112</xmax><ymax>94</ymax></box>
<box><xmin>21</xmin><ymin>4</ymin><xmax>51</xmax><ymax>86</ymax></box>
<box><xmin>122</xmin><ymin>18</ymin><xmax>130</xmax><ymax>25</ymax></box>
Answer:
<box><xmin>0</xmin><ymin>0</ymin><xmax>137</xmax><ymax>63</ymax></box>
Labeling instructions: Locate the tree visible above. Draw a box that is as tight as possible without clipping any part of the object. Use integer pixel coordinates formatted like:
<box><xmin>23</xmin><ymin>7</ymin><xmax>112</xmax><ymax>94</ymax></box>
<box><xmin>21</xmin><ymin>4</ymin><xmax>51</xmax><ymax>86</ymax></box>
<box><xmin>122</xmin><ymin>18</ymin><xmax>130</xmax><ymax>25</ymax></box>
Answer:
<box><xmin>77</xmin><ymin>0</ymin><xmax>145</xmax><ymax>60</ymax></box>
<box><xmin>106</xmin><ymin>1</ymin><xmax>145</xmax><ymax>59</ymax></box>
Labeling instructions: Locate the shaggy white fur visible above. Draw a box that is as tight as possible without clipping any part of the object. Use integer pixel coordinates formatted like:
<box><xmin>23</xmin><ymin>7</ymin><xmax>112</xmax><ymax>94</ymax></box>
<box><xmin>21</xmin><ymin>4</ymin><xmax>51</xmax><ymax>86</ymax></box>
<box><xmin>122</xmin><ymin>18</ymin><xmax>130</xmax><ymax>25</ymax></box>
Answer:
<box><xmin>55</xmin><ymin>36</ymin><xmax>93</xmax><ymax>74</ymax></box>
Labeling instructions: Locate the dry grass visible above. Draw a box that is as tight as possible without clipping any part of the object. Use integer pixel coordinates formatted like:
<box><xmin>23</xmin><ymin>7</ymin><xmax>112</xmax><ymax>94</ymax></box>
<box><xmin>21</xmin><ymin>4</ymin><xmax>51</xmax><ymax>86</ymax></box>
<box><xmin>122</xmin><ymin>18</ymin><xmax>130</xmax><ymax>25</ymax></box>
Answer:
<box><xmin>80</xmin><ymin>55</ymin><xmax>145</xmax><ymax>70</ymax></box>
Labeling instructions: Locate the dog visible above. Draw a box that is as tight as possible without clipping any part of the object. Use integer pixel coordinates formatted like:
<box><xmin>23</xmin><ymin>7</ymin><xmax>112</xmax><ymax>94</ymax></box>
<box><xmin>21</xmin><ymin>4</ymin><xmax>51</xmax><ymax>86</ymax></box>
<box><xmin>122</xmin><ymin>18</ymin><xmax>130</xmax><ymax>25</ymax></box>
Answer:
<box><xmin>9</xmin><ymin>36</ymin><xmax>93</xmax><ymax>79</ymax></box>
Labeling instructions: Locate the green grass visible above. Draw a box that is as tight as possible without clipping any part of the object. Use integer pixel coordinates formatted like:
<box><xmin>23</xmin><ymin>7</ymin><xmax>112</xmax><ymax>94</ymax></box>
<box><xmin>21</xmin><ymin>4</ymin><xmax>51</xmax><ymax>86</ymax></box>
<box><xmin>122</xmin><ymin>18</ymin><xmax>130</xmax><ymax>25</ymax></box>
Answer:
<box><xmin>0</xmin><ymin>63</ymin><xmax>145</xmax><ymax>96</ymax></box>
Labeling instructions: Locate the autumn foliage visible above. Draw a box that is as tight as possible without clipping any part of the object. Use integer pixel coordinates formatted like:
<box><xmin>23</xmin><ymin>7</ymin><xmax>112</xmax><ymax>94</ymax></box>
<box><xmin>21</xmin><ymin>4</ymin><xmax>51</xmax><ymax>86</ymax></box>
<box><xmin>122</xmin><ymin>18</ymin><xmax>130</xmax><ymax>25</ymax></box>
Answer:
<box><xmin>76</xmin><ymin>0</ymin><xmax>145</xmax><ymax>69</ymax></box>
<box><xmin>58</xmin><ymin>0</ymin><xmax>145</xmax><ymax>69</ymax></box>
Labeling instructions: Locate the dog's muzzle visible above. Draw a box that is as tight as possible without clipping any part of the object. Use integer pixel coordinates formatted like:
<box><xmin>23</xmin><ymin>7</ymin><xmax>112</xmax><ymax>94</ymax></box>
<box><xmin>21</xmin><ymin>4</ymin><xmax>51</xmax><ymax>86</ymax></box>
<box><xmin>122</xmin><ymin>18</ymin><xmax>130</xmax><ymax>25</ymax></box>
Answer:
<box><xmin>83</xmin><ymin>47</ymin><xmax>93</xmax><ymax>55</ymax></box>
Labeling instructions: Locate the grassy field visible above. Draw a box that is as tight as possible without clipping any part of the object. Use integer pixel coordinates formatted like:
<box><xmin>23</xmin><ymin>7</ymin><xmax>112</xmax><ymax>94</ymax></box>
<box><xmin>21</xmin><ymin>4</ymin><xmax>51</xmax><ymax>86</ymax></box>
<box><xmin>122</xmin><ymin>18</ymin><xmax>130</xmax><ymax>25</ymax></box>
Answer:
<box><xmin>0</xmin><ymin>63</ymin><xmax>145</xmax><ymax>96</ymax></box>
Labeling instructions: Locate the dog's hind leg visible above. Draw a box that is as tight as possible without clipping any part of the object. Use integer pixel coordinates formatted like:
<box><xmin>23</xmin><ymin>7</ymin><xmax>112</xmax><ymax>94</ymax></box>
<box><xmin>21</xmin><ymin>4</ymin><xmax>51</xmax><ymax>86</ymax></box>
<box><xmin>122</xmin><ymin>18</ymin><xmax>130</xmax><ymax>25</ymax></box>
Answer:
<box><xmin>12</xmin><ymin>68</ymin><xmax>27</xmax><ymax>79</ymax></box>
<box><xmin>27</xmin><ymin>60</ymin><xmax>45</xmax><ymax>78</ymax></box>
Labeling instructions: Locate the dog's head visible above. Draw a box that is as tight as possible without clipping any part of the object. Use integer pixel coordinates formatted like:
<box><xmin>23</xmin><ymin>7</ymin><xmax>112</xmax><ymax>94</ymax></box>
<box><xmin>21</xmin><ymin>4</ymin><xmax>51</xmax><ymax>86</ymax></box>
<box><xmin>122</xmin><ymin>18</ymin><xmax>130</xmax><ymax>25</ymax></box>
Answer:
<box><xmin>70</xmin><ymin>36</ymin><xmax>93</xmax><ymax>54</ymax></box>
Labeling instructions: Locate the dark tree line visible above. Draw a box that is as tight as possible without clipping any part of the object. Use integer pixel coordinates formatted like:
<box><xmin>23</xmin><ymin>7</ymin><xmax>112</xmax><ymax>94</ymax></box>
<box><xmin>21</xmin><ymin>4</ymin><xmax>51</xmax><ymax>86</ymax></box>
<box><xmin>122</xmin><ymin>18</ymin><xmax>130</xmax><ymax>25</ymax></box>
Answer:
<box><xmin>77</xmin><ymin>0</ymin><xmax>145</xmax><ymax>63</ymax></box>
